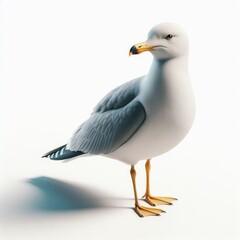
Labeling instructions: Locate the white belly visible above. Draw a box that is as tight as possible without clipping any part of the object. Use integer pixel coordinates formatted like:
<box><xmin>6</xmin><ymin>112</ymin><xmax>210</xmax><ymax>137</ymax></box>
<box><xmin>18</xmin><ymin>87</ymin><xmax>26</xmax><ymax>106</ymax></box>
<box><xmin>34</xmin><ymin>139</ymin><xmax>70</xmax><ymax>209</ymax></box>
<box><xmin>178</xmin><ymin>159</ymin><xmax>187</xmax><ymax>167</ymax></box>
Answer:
<box><xmin>105</xmin><ymin>58</ymin><xmax>195</xmax><ymax>165</ymax></box>
<box><xmin>105</xmin><ymin>96</ymin><xmax>195</xmax><ymax>165</ymax></box>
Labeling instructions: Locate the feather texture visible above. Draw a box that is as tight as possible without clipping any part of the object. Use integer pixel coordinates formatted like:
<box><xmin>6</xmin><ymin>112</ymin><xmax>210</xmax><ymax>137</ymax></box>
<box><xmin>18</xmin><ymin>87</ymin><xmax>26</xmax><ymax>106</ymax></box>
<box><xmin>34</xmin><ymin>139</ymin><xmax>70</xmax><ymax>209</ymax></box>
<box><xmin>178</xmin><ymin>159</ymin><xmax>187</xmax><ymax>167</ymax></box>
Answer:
<box><xmin>93</xmin><ymin>77</ymin><xmax>142</xmax><ymax>113</ymax></box>
<box><xmin>67</xmin><ymin>101</ymin><xmax>146</xmax><ymax>154</ymax></box>
<box><xmin>42</xmin><ymin>145</ymin><xmax>84</xmax><ymax>160</ymax></box>
<box><xmin>44</xmin><ymin>77</ymin><xmax>146</xmax><ymax>158</ymax></box>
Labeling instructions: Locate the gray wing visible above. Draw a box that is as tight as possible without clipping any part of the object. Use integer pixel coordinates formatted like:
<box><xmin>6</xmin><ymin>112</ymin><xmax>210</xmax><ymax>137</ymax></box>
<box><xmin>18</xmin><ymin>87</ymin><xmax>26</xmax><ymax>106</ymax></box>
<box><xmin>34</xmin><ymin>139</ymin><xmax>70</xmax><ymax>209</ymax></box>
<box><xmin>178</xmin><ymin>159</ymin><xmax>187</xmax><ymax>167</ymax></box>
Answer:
<box><xmin>93</xmin><ymin>77</ymin><xmax>143</xmax><ymax>113</ymax></box>
<box><xmin>67</xmin><ymin>77</ymin><xmax>146</xmax><ymax>154</ymax></box>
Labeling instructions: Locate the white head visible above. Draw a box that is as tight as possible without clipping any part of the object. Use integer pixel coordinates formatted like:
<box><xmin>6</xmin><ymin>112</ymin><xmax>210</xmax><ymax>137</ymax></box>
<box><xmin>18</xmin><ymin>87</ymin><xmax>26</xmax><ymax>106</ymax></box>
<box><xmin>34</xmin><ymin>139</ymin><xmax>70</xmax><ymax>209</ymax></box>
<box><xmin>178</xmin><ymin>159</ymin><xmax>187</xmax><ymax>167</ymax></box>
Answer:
<box><xmin>129</xmin><ymin>22</ymin><xmax>189</xmax><ymax>60</ymax></box>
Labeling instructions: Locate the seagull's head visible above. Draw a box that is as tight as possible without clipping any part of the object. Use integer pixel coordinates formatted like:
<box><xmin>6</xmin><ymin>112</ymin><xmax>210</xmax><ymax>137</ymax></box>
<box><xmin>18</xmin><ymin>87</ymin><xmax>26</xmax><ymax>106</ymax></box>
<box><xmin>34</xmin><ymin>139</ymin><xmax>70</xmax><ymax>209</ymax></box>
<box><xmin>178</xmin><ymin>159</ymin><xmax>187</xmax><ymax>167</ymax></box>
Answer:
<box><xmin>129</xmin><ymin>22</ymin><xmax>189</xmax><ymax>60</ymax></box>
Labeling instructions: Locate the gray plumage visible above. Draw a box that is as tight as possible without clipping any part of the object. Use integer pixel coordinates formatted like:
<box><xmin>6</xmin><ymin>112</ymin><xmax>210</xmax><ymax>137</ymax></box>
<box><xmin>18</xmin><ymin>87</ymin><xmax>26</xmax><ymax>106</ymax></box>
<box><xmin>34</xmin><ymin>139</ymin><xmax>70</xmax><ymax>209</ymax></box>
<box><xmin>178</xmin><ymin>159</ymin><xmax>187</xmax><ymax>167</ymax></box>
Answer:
<box><xmin>43</xmin><ymin>77</ymin><xmax>146</xmax><ymax>159</ymax></box>
<box><xmin>67</xmin><ymin>77</ymin><xmax>146</xmax><ymax>154</ymax></box>
<box><xmin>93</xmin><ymin>77</ymin><xmax>142</xmax><ymax>113</ymax></box>
<box><xmin>42</xmin><ymin>144</ymin><xmax>84</xmax><ymax>160</ymax></box>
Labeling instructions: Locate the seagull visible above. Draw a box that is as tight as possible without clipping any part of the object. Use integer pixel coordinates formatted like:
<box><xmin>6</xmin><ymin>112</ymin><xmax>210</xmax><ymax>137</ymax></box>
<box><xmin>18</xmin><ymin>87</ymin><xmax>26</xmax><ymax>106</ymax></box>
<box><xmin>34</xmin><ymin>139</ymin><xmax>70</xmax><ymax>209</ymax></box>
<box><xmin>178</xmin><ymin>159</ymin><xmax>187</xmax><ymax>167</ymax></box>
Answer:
<box><xmin>43</xmin><ymin>22</ymin><xmax>195</xmax><ymax>217</ymax></box>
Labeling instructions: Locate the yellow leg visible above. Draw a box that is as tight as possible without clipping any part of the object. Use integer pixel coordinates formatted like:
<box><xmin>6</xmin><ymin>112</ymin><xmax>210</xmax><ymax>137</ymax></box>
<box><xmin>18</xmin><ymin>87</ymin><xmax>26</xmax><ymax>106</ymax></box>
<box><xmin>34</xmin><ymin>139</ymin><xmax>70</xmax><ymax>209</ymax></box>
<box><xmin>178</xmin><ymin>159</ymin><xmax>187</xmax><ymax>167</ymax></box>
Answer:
<box><xmin>130</xmin><ymin>165</ymin><xmax>165</xmax><ymax>217</ymax></box>
<box><xmin>143</xmin><ymin>159</ymin><xmax>177</xmax><ymax>206</ymax></box>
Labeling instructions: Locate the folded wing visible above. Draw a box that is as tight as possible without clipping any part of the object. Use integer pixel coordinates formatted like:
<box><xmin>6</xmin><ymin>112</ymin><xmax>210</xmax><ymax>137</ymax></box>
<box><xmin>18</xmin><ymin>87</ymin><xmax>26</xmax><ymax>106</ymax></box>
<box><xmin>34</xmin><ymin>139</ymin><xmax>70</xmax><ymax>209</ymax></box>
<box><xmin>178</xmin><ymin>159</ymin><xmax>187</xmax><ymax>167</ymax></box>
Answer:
<box><xmin>67</xmin><ymin>77</ymin><xmax>146</xmax><ymax>154</ymax></box>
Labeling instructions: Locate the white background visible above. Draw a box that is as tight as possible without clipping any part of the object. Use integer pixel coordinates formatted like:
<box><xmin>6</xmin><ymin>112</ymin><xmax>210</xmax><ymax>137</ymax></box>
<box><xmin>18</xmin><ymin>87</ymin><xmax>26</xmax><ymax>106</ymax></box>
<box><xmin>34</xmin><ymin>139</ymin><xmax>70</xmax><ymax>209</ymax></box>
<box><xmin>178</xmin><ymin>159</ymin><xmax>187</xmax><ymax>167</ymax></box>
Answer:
<box><xmin>1</xmin><ymin>0</ymin><xmax>240</xmax><ymax>239</ymax></box>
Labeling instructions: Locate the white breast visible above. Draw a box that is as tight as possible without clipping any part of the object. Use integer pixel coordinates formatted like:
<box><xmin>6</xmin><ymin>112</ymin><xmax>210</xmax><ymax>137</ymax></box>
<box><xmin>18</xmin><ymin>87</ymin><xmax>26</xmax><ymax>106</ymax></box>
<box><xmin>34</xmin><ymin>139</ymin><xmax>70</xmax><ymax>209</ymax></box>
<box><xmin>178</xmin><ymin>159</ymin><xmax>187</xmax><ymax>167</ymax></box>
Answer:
<box><xmin>105</xmin><ymin>57</ymin><xmax>195</xmax><ymax>165</ymax></box>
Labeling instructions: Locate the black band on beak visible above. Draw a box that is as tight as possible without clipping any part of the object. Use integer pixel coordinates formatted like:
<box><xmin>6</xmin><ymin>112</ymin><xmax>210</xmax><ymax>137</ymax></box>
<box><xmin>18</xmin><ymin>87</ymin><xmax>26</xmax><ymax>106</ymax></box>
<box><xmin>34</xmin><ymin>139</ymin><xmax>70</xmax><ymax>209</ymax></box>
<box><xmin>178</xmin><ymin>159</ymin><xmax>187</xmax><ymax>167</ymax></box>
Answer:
<box><xmin>129</xmin><ymin>41</ymin><xmax>154</xmax><ymax>56</ymax></box>
<box><xmin>129</xmin><ymin>45</ymin><xmax>138</xmax><ymax>55</ymax></box>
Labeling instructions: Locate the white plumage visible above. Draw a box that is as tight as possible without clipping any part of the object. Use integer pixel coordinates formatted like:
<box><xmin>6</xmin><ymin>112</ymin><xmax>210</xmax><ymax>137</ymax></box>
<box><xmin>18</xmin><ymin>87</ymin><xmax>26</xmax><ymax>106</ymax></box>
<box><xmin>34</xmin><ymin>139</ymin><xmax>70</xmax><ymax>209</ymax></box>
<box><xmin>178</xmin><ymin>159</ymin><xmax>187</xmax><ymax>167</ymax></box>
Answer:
<box><xmin>43</xmin><ymin>23</ymin><xmax>195</xmax><ymax>217</ymax></box>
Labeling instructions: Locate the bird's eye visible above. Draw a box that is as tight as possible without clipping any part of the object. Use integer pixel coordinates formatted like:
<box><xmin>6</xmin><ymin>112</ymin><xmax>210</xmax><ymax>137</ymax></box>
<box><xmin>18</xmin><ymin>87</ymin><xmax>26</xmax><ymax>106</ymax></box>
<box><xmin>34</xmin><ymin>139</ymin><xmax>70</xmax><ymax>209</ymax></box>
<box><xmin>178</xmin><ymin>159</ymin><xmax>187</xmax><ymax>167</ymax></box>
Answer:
<box><xmin>165</xmin><ymin>34</ymin><xmax>173</xmax><ymax>40</ymax></box>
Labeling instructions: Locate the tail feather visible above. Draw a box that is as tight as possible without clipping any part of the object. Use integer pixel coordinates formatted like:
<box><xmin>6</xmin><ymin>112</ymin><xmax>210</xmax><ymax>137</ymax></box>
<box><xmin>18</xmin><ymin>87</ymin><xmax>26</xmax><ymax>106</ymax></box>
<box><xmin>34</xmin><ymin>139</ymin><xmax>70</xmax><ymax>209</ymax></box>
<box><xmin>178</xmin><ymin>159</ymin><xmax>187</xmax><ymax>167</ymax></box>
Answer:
<box><xmin>42</xmin><ymin>144</ymin><xmax>84</xmax><ymax>160</ymax></box>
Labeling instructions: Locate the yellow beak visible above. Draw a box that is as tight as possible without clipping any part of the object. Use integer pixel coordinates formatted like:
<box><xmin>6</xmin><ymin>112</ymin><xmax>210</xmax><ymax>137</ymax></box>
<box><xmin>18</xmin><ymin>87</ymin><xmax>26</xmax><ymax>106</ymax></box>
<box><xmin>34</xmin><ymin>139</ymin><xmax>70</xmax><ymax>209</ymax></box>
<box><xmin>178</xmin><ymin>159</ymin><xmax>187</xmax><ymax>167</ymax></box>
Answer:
<box><xmin>129</xmin><ymin>41</ymin><xmax>156</xmax><ymax>56</ymax></box>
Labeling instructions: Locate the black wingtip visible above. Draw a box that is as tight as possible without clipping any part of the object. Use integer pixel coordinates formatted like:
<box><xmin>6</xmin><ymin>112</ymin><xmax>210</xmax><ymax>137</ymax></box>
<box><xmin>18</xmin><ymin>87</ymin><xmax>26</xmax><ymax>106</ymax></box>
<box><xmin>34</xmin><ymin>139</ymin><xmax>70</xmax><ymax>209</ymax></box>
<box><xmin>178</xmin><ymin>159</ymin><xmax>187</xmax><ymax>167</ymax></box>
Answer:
<box><xmin>42</xmin><ymin>144</ymin><xmax>85</xmax><ymax>160</ymax></box>
<box><xmin>42</xmin><ymin>144</ymin><xmax>67</xmax><ymax>159</ymax></box>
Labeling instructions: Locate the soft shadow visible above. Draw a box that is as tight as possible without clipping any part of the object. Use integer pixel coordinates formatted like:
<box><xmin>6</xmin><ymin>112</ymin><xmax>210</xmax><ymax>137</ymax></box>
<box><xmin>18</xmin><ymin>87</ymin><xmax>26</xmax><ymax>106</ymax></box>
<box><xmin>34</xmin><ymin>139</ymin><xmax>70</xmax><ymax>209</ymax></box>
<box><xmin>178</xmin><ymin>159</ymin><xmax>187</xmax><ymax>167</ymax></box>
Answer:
<box><xmin>25</xmin><ymin>176</ymin><xmax>109</xmax><ymax>212</ymax></box>
<box><xmin>0</xmin><ymin>176</ymin><xmax>133</xmax><ymax>219</ymax></box>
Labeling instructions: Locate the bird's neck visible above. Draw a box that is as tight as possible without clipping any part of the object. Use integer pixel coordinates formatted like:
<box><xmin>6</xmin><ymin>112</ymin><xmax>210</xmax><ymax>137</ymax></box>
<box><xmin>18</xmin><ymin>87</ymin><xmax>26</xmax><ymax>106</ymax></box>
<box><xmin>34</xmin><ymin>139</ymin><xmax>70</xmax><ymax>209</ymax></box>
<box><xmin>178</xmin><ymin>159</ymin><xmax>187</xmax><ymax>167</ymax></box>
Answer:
<box><xmin>148</xmin><ymin>55</ymin><xmax>189</xmax><ymax>85</ymax></box>
<box><xmin>139</xmin><ymin>55</ymin><xmax>191</xmax><ymax>112</ymax></box>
